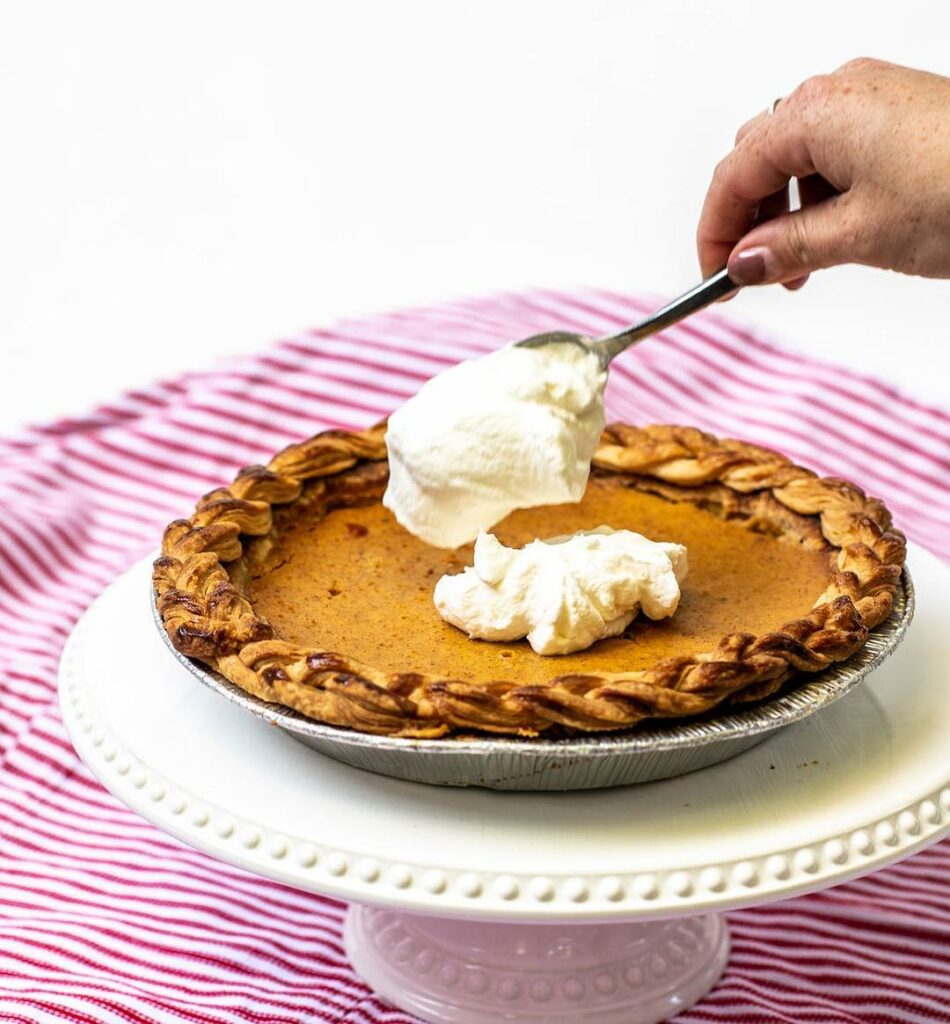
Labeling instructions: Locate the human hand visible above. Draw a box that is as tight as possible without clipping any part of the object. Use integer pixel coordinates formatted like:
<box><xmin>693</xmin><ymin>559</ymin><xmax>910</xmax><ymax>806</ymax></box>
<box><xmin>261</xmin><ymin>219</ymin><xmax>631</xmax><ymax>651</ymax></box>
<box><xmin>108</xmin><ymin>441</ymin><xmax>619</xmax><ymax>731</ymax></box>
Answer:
<box><xmin>697</xmin><ymin>58</ymin><xmax>950</xmax><ymax>289</ymax></box>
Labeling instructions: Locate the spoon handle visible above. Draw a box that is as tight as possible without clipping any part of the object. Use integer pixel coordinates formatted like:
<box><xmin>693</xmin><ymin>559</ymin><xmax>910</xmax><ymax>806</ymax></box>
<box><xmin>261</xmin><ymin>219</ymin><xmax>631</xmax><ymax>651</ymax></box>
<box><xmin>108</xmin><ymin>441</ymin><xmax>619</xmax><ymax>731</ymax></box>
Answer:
<box><xmin>597</xmin><ymin>268</ymin><xmax>737</xmax><ymax>364</ymax></box>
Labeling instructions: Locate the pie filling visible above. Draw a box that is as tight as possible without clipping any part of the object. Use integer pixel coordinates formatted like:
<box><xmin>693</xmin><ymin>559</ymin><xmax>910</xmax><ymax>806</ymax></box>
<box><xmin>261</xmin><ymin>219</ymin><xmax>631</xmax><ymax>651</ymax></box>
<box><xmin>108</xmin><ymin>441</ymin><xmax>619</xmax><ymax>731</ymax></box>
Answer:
<box><xmin>247</xmin><ymin>476</ymin><xmax>835</xmax><ymax>684</ymax></box>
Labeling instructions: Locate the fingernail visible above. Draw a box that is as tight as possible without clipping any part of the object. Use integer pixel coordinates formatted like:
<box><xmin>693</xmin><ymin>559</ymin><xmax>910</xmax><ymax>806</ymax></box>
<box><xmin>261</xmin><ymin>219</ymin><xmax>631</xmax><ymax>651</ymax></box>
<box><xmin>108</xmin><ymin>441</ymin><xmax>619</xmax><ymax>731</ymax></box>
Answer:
<box><xmin>783</xmin><ymin>274</ymin><xmax>809</xmax><ymax>291</ymax></box>
<box><xmin>727</xmin><ymin>247</ymin><xmax>773</xmax><ymax>286</ymax></box>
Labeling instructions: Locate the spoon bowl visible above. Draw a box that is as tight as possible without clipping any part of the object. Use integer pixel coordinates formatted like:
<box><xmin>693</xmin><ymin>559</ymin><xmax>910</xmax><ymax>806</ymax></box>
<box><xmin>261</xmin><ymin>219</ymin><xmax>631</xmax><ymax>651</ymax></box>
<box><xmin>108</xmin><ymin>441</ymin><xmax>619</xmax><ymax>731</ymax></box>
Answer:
<box><xmin>516</xmin><ymin>268</ymin><xmax>736</xmax><ymax>366</ymax></box>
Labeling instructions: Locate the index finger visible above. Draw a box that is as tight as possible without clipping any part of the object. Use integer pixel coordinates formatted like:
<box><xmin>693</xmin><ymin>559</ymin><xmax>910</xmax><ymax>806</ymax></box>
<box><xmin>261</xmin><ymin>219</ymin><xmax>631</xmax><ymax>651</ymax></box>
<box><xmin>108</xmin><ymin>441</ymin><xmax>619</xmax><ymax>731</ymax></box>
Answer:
<box><xmin>696</xmin><ymin>90</ymin><xmax>821</xmax><ymax>277</ymax></box>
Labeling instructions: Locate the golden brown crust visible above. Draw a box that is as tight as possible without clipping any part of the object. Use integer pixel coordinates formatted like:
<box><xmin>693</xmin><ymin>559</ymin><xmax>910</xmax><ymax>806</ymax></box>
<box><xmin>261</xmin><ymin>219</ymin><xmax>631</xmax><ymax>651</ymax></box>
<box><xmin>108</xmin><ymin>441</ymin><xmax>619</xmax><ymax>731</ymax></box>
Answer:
<box><xmin>153</xmin><ymin>423</ymin><xmax>906</xmax><ymax>738</ymax></box>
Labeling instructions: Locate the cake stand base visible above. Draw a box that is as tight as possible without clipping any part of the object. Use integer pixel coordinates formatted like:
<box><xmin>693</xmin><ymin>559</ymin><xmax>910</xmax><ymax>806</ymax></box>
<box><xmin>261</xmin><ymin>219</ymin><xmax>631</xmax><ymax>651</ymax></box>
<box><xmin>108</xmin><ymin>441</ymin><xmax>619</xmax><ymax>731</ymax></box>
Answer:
<box><xmin>59</xmin><ymin>549</ymin><xmax>950</xmax><ymax>1023</ymax></box>
<box><xmin>345</xmin><ymin>906</ymin><xmax>730</xmax><ymax>1024</ymax></box>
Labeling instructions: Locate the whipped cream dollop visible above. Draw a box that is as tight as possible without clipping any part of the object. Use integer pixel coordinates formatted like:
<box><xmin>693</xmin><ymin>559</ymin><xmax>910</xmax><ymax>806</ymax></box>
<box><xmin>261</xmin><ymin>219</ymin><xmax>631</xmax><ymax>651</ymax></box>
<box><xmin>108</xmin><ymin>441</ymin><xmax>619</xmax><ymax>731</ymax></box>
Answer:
<box><xmin>383</xmin><ymin>341</ymin><xmax>607</xmax><ymax>548</ymax></box>
<box><xmin>433</xmin><ymin>527</ymin><xmax>688</xmax><ymax>656</ymax></box>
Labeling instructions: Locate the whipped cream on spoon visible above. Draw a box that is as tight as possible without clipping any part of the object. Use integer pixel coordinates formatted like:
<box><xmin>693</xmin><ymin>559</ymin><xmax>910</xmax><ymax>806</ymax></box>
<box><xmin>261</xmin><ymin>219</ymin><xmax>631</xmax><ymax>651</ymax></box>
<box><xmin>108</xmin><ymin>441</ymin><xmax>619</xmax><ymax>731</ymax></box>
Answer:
<box><xmin>383</xmin><ymin>270</ymin><xmax>736</xmax><ymax>548</ymax></box>
<box><xmin>383</xmin><ymin>340</ymin><xmax>606</xmax><ymax>548</ymax></box>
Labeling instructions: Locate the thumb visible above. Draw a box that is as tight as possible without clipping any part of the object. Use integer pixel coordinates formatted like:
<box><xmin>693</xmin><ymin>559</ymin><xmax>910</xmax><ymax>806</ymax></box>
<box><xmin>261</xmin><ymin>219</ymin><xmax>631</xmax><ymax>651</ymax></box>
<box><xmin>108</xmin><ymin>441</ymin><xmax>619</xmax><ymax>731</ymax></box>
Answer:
<box><xmin>727</xmin><ymin>195</ymin><xmax>855</xmax><ymax>285</ymax></box>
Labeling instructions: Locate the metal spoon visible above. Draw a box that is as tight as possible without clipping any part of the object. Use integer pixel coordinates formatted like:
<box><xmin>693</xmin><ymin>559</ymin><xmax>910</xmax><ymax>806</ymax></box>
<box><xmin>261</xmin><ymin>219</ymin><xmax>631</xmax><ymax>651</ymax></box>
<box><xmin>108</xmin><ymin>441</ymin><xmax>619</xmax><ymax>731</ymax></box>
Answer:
<box><xmin>516</xmin><ymin>268</ymin><xmax>737</xmax><ymax>367</ymax></box>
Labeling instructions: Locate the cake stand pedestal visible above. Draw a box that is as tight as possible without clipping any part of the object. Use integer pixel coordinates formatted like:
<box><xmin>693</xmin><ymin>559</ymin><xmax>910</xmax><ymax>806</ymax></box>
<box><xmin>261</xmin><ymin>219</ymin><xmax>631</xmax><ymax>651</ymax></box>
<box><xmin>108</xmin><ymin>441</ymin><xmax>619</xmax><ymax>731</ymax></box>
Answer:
<box><xmin>344</xmin><ymin>909</ymin><xmax>729</xmax><ymax>1023</ymax></box>
<box><xmin>59</xmin><ymin>547</ymin><xmax>950</xmax><ymax>1024</ymax></box>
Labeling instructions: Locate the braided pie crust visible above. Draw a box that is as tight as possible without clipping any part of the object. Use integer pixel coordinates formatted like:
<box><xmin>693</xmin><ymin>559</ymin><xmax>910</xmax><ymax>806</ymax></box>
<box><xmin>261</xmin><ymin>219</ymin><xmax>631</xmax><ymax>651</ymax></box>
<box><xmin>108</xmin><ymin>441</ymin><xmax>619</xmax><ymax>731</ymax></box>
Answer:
<box><xmin>153</xmin><ymin>423</ymin><xmax>906</xmax><ymax>738</ymax></box>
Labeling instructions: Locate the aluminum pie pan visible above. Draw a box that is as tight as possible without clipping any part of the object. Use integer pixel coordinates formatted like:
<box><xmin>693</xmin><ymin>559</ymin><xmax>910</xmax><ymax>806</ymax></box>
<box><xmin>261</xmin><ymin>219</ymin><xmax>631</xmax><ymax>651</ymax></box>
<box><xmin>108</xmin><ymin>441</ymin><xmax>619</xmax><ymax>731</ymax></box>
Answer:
<box><xmin>152</xmin><ymin>569</ymin><xmax>913</xmax><ymax>791</ymax></box>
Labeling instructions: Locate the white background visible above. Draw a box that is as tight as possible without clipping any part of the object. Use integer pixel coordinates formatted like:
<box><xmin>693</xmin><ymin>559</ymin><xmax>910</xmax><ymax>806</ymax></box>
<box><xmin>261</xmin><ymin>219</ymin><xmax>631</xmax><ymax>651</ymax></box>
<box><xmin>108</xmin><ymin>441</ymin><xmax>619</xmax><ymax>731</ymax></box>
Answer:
<box><xmin>1</xmin><ymin>0</ymin><xmax>947</xmax><ymax>434</ymax></box>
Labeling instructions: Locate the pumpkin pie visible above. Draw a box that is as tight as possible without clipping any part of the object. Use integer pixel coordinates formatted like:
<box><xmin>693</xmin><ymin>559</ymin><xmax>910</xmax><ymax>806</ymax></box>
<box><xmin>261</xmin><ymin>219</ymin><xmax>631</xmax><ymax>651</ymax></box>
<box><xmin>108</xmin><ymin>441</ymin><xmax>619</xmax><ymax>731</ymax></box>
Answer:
<box><xmin>153</xmin><ymin>423</ymin><xmax>906</xmax><ymax>738</ymax></box>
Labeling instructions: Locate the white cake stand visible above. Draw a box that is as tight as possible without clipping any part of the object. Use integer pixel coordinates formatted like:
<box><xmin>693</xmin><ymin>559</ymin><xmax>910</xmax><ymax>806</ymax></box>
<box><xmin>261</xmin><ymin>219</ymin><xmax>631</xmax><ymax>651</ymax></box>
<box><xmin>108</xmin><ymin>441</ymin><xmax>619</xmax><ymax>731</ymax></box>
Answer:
<box><xmin>60</xmin><ymin>548</ymin><xmax>950</xmax><ymax>1024</ymax></box>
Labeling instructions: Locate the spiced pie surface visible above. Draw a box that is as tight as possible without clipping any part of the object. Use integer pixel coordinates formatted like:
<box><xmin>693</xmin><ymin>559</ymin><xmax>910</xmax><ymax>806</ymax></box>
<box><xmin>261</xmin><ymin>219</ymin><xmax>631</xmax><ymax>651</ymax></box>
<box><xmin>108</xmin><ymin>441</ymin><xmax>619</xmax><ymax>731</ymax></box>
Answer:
<box><xmin>154</xmin><ymin>423</ymin><xmax>905</xmax><ymax>738</ymax></box>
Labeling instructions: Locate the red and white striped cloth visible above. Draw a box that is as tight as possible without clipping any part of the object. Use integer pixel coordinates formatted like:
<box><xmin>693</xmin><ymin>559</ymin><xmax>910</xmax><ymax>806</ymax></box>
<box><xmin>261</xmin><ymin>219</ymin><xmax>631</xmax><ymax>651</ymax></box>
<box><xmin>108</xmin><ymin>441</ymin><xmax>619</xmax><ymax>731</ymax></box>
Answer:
<box><xmin>1</xmin><ymin>289</ymin><xmax>948</xmax><ymax>1023</ymax></box>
